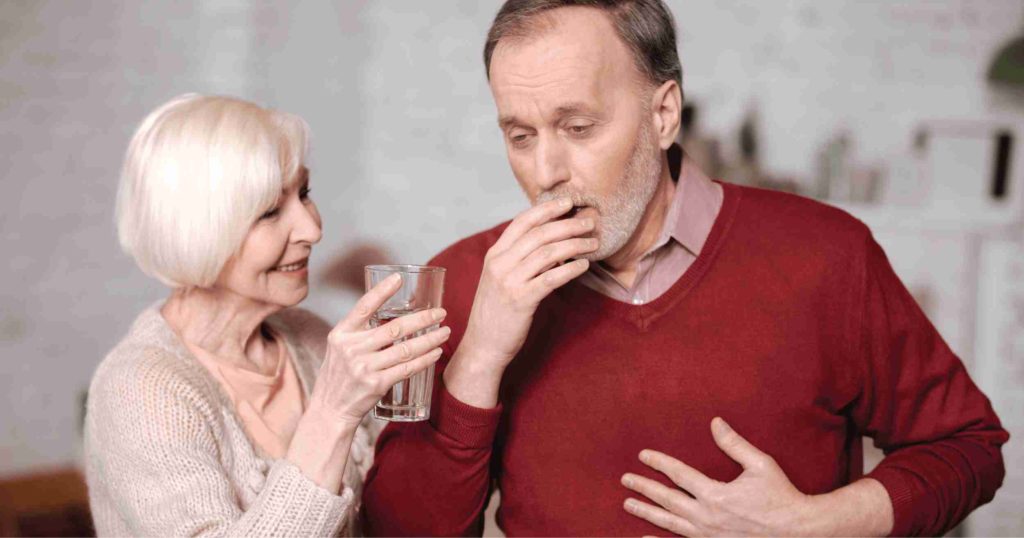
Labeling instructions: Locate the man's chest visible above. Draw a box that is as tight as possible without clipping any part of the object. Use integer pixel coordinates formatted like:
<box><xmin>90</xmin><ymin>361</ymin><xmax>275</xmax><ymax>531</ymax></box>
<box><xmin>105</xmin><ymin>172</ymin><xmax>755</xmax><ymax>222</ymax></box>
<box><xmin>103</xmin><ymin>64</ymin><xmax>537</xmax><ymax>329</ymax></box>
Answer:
<box><xmin>492</xmin><ymin>301</ymin><xmax>861</xmax><ymax>534</ymax></box>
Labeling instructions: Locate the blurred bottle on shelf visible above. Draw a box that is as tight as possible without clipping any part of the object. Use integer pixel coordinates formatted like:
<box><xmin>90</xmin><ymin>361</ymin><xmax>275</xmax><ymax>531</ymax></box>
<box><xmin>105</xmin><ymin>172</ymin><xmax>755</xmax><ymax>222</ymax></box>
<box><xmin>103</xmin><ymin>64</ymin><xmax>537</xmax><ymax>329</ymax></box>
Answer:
<box><xmin>678</xmin><ymin>102</ymin><xmax>724</xmax><ymax>180</ymax></box>
<box><xmin>729</xmin><ymin>106</ymin><xmax>761</xmax><ymax>188</ymax></box>
<box><xmin>815</xmin><ymin>130</ymin><xmax>852</xmax><ymax>202</ymax></box>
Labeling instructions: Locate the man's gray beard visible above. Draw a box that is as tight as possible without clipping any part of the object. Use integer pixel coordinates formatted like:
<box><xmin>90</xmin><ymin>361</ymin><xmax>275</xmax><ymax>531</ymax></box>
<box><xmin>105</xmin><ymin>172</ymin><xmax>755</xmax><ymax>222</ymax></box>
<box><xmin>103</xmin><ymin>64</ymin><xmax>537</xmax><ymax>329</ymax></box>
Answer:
<box><xmin>535</xmin><ymin>123</ymin><xmax>662</xmax><ymax>262</ymax></box>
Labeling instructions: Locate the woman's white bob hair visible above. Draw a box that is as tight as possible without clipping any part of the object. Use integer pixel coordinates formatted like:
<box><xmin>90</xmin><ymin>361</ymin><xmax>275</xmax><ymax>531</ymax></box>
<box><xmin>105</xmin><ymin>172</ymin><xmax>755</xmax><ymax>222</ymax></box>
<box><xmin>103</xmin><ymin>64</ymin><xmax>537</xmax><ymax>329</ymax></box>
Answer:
<box><xmin>116</xmin><ymin>94</ymin><xmax>310</xmax><ymax>288</ymax></box>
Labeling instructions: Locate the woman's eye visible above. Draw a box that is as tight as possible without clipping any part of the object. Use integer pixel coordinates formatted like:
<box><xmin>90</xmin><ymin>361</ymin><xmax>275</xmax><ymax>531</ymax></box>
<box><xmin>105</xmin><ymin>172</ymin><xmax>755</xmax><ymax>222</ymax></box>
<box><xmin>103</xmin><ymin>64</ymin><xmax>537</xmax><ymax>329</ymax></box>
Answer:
<box><xmin>260</xmin><ymin>207</ymin><xmax>280</xmax><ymax>220</ymax></box>
<box><xmin>300</xmin><ymin>186</ymin><xmax>312</xmax><ymax>200</ymax></box>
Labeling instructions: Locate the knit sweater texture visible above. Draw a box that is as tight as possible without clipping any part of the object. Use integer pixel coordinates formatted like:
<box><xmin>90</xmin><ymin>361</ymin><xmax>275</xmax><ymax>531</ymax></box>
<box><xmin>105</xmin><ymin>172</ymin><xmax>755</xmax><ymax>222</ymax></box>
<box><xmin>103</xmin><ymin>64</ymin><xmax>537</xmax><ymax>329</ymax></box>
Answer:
<box><xmin>85</xmin><ymin>304</ymin><xmax>376</xmax><ymax>536</ymax></box>
<box><xmin>363</xmin><ymin>183</ymin><xmax>1008</xmax><ymax>536</ymax></box>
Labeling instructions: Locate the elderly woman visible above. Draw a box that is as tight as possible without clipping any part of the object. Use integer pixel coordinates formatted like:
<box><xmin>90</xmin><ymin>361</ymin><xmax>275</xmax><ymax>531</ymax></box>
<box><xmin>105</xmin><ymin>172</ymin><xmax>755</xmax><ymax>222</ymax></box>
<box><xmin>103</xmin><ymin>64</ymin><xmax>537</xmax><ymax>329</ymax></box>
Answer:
<box><xmin>84</xmin><ymin>94</ymin><xmax>449</xmax><ymax>536</ymax></box>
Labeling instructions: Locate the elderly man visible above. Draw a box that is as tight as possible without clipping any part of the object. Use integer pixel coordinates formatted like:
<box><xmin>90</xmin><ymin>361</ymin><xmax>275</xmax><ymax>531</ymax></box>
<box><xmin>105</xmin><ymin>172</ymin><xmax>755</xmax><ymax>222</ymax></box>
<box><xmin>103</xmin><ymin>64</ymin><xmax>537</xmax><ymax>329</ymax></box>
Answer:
<box><xmin>363</xmin><ymin>1</ymin><xmax>1008</xmax><ymax>535</ymax></box>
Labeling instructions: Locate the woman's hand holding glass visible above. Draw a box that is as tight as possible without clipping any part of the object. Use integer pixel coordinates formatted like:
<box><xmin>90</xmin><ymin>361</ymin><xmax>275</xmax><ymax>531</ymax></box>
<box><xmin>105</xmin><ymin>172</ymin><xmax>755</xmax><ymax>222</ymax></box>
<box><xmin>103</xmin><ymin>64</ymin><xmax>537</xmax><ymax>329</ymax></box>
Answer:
<box><xmin>286</xmin><ymin>274</ymin><xmax>449</xmax><ymax>493</ymax></box>
<box><xmin>311</xmin><ymin>273</ymin><xmax>450</xmax><ymax>426</ymax></box>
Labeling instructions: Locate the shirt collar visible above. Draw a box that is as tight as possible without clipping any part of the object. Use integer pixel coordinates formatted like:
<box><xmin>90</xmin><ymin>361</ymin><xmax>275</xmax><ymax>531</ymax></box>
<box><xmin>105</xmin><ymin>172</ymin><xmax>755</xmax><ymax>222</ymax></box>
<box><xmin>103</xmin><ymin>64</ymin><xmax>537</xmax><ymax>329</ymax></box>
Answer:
<box><xmin>652</xmin><ymin>144</ymin><xmax>721</xmax><ymax>258</ymax></box>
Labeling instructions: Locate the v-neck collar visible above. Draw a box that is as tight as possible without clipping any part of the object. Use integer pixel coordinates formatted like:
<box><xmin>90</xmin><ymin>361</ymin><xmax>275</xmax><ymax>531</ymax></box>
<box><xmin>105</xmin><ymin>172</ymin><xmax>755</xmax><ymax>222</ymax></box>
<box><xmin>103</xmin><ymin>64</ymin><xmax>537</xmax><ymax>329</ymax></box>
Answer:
<box><xmin>555</xmin><ymin>181</ymin><xmax>742</xmax><ymax>330</ymax></box>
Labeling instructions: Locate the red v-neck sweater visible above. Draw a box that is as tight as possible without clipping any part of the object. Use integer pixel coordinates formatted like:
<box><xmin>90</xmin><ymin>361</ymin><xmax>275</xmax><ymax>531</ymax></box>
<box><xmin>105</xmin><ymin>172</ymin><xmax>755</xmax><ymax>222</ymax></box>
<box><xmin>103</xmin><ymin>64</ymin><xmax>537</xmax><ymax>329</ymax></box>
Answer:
<box><xmin>363</xmin><ymin>184</ymin><xmax>1007</xmax><ymax>537</ymax></box>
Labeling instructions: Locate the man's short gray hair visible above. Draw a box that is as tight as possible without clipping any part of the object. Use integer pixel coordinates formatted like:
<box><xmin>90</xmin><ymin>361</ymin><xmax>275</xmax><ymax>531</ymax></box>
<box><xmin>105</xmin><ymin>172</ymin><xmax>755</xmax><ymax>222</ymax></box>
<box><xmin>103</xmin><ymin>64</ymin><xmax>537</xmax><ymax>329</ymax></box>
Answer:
<box><xmin>483</xmin><ymin>0</ymin><xmax>683</xmax><ymax>92</ymax></box>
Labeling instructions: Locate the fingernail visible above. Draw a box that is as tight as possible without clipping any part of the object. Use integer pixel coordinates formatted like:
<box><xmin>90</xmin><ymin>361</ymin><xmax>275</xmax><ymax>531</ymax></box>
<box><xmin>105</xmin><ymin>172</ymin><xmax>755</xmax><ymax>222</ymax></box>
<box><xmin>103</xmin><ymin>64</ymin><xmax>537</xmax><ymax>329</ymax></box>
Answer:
<box><xmin>440</xmin><ymin>326</ymin><xmax>452</xmax><ymax>337</ymax></box>
<box><xmin>624</xmin><ymin>499</ymin><xmax>638</xmax><ymax>512</ymax></box>
<box><xmin>714</xmin><ymin>417</ymin><xmax>731</xmax><ymax>433</ymax></box>
<box><xmin>639</xmin><ymin>450</ymin><xmax>651</xmax><ymax>463</ymax></box>
<box><xmin>560</xmin><ymin>197</ymin><xmax>573</xmax><ymax>208</ymax></box>
<box><xmin>576</xmin><ymin>258</ymin><xmax>589</xmax><ymax>267</ymax></box>
<box><xmin>581</xmin><ymin>218</ymin><xmax>594</xmax><ymax>229</ymax></box>
<box><xmin>588</xmin><ymin>238</ymin><xmax>599</xmax><ymax>249</ymax></box>
<box><xmin>388</xmin><ymin>273</ymin><xmax>402</xmax><ymax>284</ymax></box>
<box><xmin>621</xmin><ymin>474</ymin><xmax>635</xmax><ymax>488</ymax></box>
<box><xmin>433</xmin><ymin>308</ymin><xmax>446</xmax><ymax>321</ymax></box>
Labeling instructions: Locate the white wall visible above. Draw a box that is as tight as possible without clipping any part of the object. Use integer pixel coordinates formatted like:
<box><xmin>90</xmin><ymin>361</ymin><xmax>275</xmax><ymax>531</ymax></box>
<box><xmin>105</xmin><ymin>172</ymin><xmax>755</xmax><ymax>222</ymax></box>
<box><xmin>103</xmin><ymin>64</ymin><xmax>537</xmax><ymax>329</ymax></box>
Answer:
<box><xmin>1</xmin><ymin>0</ymin><xmax>1021</xmax><ymax>533</ymax></box>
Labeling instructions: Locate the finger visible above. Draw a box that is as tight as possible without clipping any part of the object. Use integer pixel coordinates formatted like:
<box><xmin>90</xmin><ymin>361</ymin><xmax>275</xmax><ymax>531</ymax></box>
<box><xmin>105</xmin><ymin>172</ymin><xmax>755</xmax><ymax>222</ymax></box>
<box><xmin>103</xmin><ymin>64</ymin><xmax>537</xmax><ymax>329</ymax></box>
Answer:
<box><xmin>506</xmin><ymin>215</ymin><xmax>596</xmax><ymax>264</ymax></box>
<box><xmin>352</xmin><ymin>308</ymin><xmax>447</xmax><ymax>353</ymax></box>
<box><xmin>379</xmin><ymin>347</ymin><xmax>443</xmax><ymax>387</ymax></box>
<box><xmin>513</xmin><ymin>237</ymin><xmax>599</xmax><ymax>282</ymax></box>
<box><xmin>623</xmin><ymin>498</ymin><xmax>699</xmax><ymax>537</ymax></box>
<box><xmin>525</xmin><ymin>258</ymin><xmax>589</xmax><ymax>302</ymax></box>
<box><xmin>492</xmin><ymin>197</ymin><xmax>573</xmax><ymax>252</ymax></box>
<box><xmin>371</xmin><ymin>326</ymin><xmax>452</xmax><ymax>370</ymax></box>
<box><xmin>639</xmin><ymin>450</ymin><xmax>715</xmax><ymax>499</ymax></box>
<box><xmin>336</xmin><ymin>273</ymin><xmax>402</xmax><ymax>331</ymax></box>
<box><xmin>621</xmin><ymin>473</ymin><xmax>699</xmax><ymax>518</ymax></box>
<box><xmin>710</xmin><ymin>417</ymin><xmax>772</xmax><ymax>471</ymax></box>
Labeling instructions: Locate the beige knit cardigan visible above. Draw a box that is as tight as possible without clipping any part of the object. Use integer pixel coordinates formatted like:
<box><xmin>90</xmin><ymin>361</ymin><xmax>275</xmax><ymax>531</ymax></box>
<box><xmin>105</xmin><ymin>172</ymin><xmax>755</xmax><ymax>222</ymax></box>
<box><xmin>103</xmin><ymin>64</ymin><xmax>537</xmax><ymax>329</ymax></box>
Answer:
<box><xmin>85</xmin><ymin>304</ymin><xmax>379</xmax><ymax>536</ymax></box>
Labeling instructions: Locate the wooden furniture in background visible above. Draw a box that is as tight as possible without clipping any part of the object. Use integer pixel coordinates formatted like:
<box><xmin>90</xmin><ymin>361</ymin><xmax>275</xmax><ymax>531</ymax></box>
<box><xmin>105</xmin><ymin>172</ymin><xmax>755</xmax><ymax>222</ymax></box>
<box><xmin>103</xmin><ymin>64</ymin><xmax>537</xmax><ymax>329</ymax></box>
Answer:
<box><xmin>0</xmin><ymin>467</ymin><xmax>94</xmax><ymax>537</ymax></box>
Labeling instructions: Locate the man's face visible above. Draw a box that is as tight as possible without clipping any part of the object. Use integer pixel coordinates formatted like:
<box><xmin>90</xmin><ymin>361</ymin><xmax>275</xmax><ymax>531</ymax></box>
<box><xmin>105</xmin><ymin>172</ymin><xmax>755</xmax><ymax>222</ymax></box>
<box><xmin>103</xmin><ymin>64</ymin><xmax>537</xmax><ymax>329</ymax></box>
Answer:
<box><xmin>489</xmin><ymin>7</ymin><xmax>663</xmax><ymax>261</ymax></box>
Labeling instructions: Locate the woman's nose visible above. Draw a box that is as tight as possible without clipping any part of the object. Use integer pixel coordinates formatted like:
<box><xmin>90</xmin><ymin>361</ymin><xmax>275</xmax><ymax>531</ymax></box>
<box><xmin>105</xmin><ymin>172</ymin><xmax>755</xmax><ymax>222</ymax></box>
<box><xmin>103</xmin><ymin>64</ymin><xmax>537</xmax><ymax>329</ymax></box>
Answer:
<box><xmin>291</xmin><ymin>202</ymin><xmax>323</xmax><ymax>245</ymax></box>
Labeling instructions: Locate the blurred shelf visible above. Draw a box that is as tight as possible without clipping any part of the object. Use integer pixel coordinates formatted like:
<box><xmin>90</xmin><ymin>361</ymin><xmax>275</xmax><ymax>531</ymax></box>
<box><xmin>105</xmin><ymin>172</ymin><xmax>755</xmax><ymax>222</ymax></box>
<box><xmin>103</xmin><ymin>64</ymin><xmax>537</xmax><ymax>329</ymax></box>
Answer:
<box><xmin>832</xmin><ymin>201</ymin><xmax>1024</xmax><ymax>236</ymax></box>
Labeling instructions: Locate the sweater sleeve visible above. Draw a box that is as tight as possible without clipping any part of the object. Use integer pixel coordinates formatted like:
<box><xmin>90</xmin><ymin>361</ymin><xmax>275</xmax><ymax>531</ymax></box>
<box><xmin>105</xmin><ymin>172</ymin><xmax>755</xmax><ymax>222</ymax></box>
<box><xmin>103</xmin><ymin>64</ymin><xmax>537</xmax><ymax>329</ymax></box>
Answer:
<box><xmin>361</xmin><ymin>361</ymin><xmax>502</xmax><ymax>536</ymax></box>
<box><xmin>850</xmin><ymin>235</ymin><xmax>1009</xmax><ymax>536</ymax></box>
<box><xmin>87</xmin><ymin>352</ymin><xmax>353</xmax><ymax>537</ymax></box>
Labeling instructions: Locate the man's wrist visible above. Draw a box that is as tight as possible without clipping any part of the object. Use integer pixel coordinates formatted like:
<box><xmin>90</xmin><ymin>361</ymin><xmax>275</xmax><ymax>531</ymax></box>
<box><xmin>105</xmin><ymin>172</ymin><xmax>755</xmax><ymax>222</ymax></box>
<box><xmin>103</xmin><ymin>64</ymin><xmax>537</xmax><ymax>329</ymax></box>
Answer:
<box><xmin>802</xmin><ymin>479</ymin><xmax>893</xmax><ymax>537</ymax></box>
<box><xmin>443</xmin><ymin>343</ymin><xmax>507</xmax><ymax>409</ymax></box>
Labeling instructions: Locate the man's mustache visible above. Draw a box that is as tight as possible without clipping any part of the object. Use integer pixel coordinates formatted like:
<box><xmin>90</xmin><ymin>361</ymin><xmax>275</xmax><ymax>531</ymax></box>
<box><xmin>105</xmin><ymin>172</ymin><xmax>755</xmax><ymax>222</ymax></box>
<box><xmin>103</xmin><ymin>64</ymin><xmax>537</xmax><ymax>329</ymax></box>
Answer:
<box><xmin>534</xmin><ymin>190</ymin><xmax>602</xmax><ymax>209</ymax></box>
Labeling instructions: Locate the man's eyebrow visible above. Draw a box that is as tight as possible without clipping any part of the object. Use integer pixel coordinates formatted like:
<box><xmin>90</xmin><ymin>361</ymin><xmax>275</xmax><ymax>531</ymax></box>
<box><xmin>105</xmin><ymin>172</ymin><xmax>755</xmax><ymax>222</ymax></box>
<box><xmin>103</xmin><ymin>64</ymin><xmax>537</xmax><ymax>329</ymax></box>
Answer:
<box><xmin>497</xmin><ymin>102</ymin><xmax>596</xmax><ymax>130</ymax></box>
<box><xmin>552</xmin><ymin>102</ymin><xmax>592</xmax><ymax>117</ymax></box>
<box><xmin>498</xmin><ymin>115</ymin><xmax>519</xmax><ymax>130</ymax></box>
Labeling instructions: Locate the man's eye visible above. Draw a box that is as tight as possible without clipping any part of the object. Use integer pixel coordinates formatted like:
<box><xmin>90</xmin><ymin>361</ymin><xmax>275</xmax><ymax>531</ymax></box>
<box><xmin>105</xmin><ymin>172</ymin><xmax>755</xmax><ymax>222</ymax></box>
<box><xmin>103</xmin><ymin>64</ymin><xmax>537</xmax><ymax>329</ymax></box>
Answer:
<box><xmin>568</xmin><ymin>124</ymin><xmax>592</xmax><ymax>135</ymax></box>
<box><xmin>509</xmin><ymin>132</ymin><xmax>533</xmax><ymax>147</ymax></box>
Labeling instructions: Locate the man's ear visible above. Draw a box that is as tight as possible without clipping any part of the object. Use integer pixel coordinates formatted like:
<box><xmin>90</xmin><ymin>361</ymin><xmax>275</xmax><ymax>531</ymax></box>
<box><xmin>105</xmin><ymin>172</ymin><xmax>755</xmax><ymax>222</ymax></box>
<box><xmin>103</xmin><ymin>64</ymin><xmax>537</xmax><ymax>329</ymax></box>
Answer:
<box><xmin>650</xmin><ymin>80</ymin><xmax>682</xmax><ymax>150</ymax></box>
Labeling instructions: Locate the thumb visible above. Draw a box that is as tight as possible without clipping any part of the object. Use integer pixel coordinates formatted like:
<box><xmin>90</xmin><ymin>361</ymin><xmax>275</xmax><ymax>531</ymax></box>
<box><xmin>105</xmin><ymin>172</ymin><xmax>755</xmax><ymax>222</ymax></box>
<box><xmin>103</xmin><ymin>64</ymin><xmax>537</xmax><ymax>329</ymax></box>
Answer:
<box><xmin>711</xmin><ymin>417</ymin><xmax>770</xmax><ymax>471</ymax></box>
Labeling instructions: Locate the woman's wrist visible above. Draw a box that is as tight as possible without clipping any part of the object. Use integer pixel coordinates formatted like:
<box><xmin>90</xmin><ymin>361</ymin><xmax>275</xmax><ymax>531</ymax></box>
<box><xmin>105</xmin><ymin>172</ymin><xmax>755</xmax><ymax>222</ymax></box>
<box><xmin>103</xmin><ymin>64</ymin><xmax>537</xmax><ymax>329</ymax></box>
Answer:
<box><xmin>304</xmin><ymin>397</ymin><xmax>364</xmax><ymax>433</ymax></box>
<box><xmin>286</xmin><ymin>404</ymin><xmax>360</xmax><ymax>494</ymax></box>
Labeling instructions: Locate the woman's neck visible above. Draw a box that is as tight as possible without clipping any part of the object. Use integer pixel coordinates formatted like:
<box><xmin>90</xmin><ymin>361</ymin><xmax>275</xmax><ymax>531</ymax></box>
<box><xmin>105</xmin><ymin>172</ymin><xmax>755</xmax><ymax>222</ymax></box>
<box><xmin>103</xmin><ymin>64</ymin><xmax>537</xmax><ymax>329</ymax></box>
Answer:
<box><xmin>161</xmin><ymin>287</ymin><xmax>282</xmax><ymax>372</ymax></box>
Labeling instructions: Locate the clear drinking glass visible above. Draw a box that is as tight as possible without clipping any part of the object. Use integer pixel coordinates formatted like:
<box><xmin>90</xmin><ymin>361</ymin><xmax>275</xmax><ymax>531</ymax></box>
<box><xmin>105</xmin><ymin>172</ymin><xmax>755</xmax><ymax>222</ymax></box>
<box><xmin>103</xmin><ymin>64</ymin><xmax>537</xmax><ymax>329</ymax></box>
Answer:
<box><xmin>364</xmin><ymin>264</ymin><xmax>446</xmax><ymax>422</ymax></box>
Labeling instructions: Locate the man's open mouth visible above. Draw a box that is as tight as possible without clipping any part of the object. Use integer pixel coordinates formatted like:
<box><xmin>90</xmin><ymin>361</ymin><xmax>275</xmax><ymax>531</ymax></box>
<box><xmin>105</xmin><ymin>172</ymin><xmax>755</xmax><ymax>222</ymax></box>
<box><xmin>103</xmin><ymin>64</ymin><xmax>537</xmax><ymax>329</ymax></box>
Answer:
<box><xmin>563</xmin><ymin>205</ymin><xmax>584</xmax><ymax>219</ymax></box>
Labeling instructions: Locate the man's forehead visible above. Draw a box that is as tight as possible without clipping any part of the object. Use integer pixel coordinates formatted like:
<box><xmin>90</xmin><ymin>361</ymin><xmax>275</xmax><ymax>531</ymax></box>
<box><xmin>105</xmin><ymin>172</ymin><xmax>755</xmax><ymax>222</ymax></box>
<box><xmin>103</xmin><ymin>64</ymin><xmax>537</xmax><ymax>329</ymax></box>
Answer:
<box><xmin>489</xmin><ymin>8</ymin><xmax>635</xmax><ymax>120</ymax></box>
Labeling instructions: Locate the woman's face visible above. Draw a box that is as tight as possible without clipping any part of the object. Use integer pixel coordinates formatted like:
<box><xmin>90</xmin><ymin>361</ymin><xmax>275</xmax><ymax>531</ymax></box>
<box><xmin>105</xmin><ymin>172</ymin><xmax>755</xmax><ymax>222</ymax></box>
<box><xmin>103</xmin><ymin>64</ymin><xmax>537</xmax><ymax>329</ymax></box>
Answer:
<box><xmin>215</xmin><ymin>166</ymin><xmax>322</xmax><ymax>308</ymax></box>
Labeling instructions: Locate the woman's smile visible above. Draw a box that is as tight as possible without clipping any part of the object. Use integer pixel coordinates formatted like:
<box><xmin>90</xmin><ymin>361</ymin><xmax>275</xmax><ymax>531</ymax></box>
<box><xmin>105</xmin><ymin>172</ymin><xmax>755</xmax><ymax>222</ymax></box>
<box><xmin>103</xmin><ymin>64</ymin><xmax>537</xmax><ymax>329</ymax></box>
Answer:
<box><xmin>273</xmin><ymin>257</ymin><xmax>309</xmax><ymax>274</ymax></box>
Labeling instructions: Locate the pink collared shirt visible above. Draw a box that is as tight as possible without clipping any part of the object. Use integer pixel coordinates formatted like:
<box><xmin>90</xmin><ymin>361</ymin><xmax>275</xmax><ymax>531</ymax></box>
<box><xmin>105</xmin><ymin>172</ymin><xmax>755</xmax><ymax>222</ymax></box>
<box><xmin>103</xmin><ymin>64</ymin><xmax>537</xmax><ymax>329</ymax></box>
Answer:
<box><xmin>579</xmin><ymin>148</ymin><xmax>724</xmax><ymax>304</ymax></box>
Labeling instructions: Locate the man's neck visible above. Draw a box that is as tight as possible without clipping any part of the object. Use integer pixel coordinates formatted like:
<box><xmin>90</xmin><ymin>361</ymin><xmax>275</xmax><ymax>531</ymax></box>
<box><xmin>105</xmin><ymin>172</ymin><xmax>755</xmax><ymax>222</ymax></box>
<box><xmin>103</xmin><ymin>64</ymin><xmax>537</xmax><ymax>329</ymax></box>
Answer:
<box><xmin>601</xmin><ymin>163</ymin><xmax>676</xmax><ymax>289</ymax></box>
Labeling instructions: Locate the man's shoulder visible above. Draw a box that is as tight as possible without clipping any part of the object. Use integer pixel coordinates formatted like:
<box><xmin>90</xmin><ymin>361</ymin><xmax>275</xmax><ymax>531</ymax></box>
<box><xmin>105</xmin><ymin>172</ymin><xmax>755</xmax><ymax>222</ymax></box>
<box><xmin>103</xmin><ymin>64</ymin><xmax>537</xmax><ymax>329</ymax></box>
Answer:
<box><xmin>731</xmin><ymin>184</ymin><xmax>872</xmax><ymax>250</ymax></box>
<box><xmin>428</xmin><ymin>220</ymin><xmax>511</xmax><ymax>269</ymax></box>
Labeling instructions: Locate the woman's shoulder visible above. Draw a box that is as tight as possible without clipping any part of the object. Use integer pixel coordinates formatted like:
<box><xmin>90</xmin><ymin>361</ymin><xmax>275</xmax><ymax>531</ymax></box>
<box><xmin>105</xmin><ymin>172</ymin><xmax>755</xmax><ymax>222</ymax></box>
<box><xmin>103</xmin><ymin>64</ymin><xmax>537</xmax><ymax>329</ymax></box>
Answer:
<box><xmin>89</xmin><ymin>308</ymin><xmax>220</xmax><ymax>424</ymax></box>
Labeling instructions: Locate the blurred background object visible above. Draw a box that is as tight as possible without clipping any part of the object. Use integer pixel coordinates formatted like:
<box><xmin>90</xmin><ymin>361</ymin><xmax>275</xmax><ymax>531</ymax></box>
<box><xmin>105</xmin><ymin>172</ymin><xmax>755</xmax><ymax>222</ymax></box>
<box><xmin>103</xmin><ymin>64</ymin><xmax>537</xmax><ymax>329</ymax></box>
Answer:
<box><xmin>1</xmin><ymin>1</ymin><xmax>1023</xmax><ymax>536</ymax></box>
<box><xmin>0</xmin><ymin>468</ymin><xmax>92</xmax><ymax>537</ymax></box>
<box><xmin>319</xmin><ymin>241</ymin><xmax>395</xmax><ymax>293</ymax></box>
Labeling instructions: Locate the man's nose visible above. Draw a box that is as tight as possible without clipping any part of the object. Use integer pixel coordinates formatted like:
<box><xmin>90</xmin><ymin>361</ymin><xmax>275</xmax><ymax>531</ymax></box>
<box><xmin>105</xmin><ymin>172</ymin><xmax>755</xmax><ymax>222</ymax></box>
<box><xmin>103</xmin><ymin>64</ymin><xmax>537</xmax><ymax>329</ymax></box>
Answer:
<box><xmin>534</xmin><ymin>134</ymin><xmax>570</xmax><ymax>192</ymax></box>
